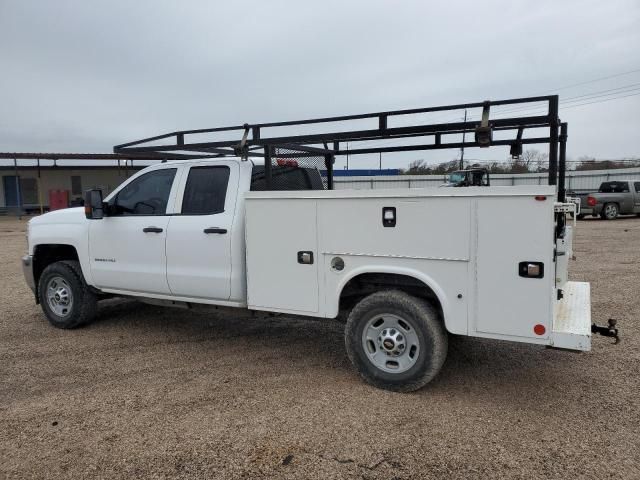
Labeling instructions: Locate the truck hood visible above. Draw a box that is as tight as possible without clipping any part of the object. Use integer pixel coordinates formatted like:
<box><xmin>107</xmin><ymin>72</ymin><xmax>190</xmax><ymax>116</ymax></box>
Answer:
<box><xmin>29</xmin><ymin>207</ymin><xmax>86</xmax><ymax>225</ymax></box>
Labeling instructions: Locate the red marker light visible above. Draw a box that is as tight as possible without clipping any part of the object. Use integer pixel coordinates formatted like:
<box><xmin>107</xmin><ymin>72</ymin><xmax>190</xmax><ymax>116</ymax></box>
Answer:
<box><xmin>587</xmin><ymin>196</ymin><xmax>596</xmax><ymax>207</ymax></box>
<box><xmin>534</xmin><ymin>324</ymin><xmax>546</xmax><ymax>336</ymax></box>
<box><xmin>535</xmin><ymin>196</ymin><xmax>547</xmax><ymax>201</ymax></box>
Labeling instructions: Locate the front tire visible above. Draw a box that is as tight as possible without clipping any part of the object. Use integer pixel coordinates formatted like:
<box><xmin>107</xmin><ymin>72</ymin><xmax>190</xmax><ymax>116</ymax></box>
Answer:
<box><xmin>344</xmin><ymin>290</ymin><xmax>447</xmax><ymax>392</ymax></box>
<box><xmin>38</xmin><ymin>260</ymin><xmax>97</xmax><ymax>329</ymax></box>
<box><xmin>601</xmin><ymin>203</ymin><xmax>619</xmax><ymax>220</ymax></box>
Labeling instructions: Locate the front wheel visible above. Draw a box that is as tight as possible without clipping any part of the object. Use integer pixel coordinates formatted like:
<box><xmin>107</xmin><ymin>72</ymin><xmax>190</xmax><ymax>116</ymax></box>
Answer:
<box><xmin>38</xmin><ymin>260</ymin><xmax>97</xmax><ymax>329</ymax></box>
<box><xmin>344</xmin><ymin>290</ymin><xmax>447</xmax><ymax>392</ymax></box>
<box><xmin>601</xmin><ymin>203</ymin><xmax>619</xmax><ymax>220</ymax></box>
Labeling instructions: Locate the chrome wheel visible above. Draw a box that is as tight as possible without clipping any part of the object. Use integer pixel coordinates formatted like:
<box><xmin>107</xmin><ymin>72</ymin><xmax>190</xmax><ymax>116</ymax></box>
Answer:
<box><xmin>46</xmin><ymin>276</ymin><xmax>73</xmax><ymax>317</ymax></box>
<box><xmin>362</xmin><ymin>314</ymin><xmax>420</xmax><ymax>373</ymax></box>
<box><xmin>604</xmin><ymin>204</ymin><xmax>618</xmax><ymax>219</ymax></box>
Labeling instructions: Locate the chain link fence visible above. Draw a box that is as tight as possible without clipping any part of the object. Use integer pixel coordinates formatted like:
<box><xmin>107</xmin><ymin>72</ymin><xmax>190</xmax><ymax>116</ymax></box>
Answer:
<box><xmin>333</xmin><ymin>167</ymin><xmax>640</xmax><ymax>192</ymax></box>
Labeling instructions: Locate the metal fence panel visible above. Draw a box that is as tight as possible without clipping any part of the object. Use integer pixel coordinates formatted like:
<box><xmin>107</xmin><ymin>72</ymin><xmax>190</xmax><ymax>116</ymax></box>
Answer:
<box><xmin>334</xmin><ymin>167</ymin><xmax>640</xmax><ymax>192</ymax></box>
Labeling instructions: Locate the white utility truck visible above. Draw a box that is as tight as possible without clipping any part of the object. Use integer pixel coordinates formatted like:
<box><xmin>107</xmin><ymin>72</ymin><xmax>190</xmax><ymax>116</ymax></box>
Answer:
<box><xmin>22</xmin><ymin>97</ymin><xmax>616</xmax><ymax>391</ymax></box>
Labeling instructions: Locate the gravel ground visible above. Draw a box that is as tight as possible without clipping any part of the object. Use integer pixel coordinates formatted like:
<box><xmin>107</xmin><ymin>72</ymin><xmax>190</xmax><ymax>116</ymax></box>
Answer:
<box><xmin>1</xmin><ymin>215</ymin><xmax>639</xmax><ymax>479</ymax></box>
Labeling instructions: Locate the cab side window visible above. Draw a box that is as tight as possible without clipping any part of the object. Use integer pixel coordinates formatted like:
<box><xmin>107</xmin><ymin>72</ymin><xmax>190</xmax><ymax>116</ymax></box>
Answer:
<box><xmin>112</xmin><ymin>168</ymin><xmax>177</xmax><ymax>216</ymax></box>
<box><xmin>635</xmin><ymin>182</ymin><xmax>640</xmax><ymax>193</ymax></box>
<box><xmin>181</xmin><ymin>166</ymin><xmax>230</xmax><ymax>215</ymax></box>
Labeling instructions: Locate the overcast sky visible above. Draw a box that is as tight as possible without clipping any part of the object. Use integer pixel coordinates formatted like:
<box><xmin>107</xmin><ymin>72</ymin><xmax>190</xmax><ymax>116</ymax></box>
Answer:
<box><xmin>1</xmin><ymin>0</ymin><xmax>639</xmax><ymax>170</ymax></box>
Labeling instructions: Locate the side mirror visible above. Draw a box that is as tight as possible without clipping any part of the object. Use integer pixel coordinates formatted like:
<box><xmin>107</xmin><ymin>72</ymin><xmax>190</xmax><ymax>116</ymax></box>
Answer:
<box><xmin>84</xmin><ymin>189</ymin><xmax>104</xmax><ymax>219</ymax></box>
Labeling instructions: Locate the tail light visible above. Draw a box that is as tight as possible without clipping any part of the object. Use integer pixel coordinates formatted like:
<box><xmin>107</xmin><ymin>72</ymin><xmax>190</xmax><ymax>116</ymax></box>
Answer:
<box><xmin>587</xmin><ymin>196</ymin><xmax>597</xmax><ymax>207</ymax></box>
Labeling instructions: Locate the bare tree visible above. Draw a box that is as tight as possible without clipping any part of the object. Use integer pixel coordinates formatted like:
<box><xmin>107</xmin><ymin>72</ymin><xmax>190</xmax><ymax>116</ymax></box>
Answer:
<box><xmin>520</xmin><ymin>149</ymin><xmax>548</xmax><ymax>172</ymax></box>
<box><xmin>404</xmin><ymin>159</ymin><xmax>429</xmax><ymax>175</ymax></box>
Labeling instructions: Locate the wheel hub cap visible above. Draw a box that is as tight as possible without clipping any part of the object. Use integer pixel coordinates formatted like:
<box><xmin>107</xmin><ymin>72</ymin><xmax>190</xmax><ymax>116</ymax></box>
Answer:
<box><xmin>379</xmin><ymin>328</ymin><xmax>405</xmax><ymax>356</ymax></box>
<box><xmin>362</xmin><ymin>314</ymin><xmax>420</xmax><ymax>373</ymax></box>
<box><xmin>46</xmin><ymin>276</ymin><xmax>73</xmax><ymax>317</ymax></box>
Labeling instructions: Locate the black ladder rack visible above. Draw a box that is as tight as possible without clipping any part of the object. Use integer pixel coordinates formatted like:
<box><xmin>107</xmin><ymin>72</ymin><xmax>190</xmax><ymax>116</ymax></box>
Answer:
<box><xmin>113</xmin><ymin>94</ymin><xmax>567</xmax><ymax>202</ymax></box>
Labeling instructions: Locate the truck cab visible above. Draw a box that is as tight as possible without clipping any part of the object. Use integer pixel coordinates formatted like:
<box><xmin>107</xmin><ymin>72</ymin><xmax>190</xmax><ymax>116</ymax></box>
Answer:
<box><xmin>444</xmin><ymin>168</ymin><xmax>490</xmax><ymax>187</ymax></box>
<box><xmin>26</xmin><ymin>159</ymin><xmax>325</xmax><ymax>306</ymax></box>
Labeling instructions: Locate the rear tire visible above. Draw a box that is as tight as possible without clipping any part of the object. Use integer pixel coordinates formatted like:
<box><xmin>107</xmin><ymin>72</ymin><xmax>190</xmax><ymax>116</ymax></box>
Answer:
<box><xmin>38</xmin><ymin>260</ymin><xmax>97</xmax><ymax>329</ymax></box>
<box><xmin>344</xmin><ymin>290</ymin><xmax>447</xmax><ymax>392</ymax></box>
<box><xmin>601</xmin><ymin>203</ymin><xmax>619</xmax><ymax>220</ymax></box>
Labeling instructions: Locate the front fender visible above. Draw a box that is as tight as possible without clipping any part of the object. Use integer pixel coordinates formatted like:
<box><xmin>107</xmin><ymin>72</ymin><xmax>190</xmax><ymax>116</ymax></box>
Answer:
<box><xmin>29</xmin><ymin>221</ymin><xmax>93</xmax><ymax>286</ymax></box>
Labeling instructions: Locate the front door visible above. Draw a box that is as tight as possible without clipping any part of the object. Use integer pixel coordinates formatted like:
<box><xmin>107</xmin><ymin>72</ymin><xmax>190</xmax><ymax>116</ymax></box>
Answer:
<box><xmin>165</xmin><ymin>162</ymin><xmax>237</xmax><ymax>300</ymax></box>
<box><xmin>89</xmin><ymin>167</ymin><xmax>180</xmax><ymax>294</ymax></box>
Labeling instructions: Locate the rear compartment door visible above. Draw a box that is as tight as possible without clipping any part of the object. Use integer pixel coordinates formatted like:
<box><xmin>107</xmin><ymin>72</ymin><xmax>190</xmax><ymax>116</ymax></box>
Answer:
<box><xmin>474</xmin><ymin>196</ymin><xmax>554</xmax><ymax>338</ymax></box>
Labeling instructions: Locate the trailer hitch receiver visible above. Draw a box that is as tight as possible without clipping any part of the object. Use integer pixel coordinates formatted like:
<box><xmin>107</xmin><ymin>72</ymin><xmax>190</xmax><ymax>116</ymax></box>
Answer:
<box><xmin>591</xmin><ymin>319</ymin><xmax>620</xmax><ymax>344</ymax></box>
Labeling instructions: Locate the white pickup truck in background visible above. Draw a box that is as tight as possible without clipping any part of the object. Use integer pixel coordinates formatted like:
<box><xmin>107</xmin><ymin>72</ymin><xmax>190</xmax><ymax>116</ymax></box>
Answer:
<box><xmin>23</xmin><ymin>158</ymin><xmax>592</xmax><ymax>391</ymax></box>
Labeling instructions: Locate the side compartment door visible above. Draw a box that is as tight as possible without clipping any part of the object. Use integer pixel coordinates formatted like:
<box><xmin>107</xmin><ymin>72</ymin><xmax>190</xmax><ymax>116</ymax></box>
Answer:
<box><xmin>165</xmin><ymin>163</ymin><xmax>237</xmax><ymax>300</ymax></box>
<box><xmin>89</xmin><ymin>167</ymin><xmax>180</xmax><ymax>294</ymax></box>
<box><xmin>245</xmin><ymin>198</ymin><xmax>319</xmax><ymax>314</ymax></box>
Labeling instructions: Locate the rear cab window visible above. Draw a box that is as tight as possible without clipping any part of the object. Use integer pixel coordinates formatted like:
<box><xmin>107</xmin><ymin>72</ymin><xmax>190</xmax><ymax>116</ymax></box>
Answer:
<box><xmin>250</xmin><ymin>165</ymin><xmax>325</xmax><ymax>191</ymax></box>
<box><xmin>599</xmin><ymin>181</ymin><xmax>629</xmax><ymax>193</ymax></box>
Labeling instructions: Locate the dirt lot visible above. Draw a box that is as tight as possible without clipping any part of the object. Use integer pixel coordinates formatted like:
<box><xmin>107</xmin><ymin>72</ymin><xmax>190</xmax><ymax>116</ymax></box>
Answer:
<box><xmin>1</xmin><ymin>216</ymin><xmax>639</xmax><ymax>479</ymax></box>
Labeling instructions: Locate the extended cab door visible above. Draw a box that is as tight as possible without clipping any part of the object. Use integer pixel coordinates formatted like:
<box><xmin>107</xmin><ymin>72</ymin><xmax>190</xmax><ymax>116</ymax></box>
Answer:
<box><xmin>165</xmin><ymin>162</ymin><xmax>238</xmax><ymax>300</ymax></box>
<box><xmin>89</xmin><ymin>166</ymin><xmax>181</xmax><ymax>294</ymax></box>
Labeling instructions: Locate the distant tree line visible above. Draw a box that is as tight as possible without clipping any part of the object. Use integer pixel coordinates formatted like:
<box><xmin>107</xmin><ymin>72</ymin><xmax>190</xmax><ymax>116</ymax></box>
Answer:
<box><xmin>572</xmin><ymin>157</ymin><xmax>640</xmax><ymax>171</ymax></box>
<box><xmin>401</xmin><ymin>150</ymin><xmax>640</xmax><ymax>175</ymax></box>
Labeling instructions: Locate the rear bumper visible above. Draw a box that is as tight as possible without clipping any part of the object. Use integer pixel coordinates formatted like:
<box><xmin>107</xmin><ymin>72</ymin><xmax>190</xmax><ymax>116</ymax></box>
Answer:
<box><xmin>22</xmin><ymin>255</ymin><xmax>36</xmax><ymax>295</ymax></box>
<box><xmin>579</xmin><ymin>207</ymin><xmax>594</xmax><ymax>215</ymax></box>
<box><xmin>551</xmin><ymin>281</ymin><xmax>591</xmax><ymax>351</ymax></box>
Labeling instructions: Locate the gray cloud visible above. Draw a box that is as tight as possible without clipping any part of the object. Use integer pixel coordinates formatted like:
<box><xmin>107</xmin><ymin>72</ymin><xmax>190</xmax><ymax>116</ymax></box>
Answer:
<box><xmin>1</xmin><ymin>0</ymin><xmax>639</xmax><ymax>169</ymax></box>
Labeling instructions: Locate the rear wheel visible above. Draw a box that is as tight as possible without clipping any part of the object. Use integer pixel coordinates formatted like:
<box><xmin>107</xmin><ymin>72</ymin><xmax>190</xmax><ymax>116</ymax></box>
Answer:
<box><xmin>601</xmin><ymin>203</ymin><xmax>619</xmax><ymax>220</ymax></box>
<box><xmin>38</xmin><ymin>260</ymin><xmax>97</xmax><ymax>329</ymax></box>
<box><xmin>344</xmin><ymin>290</ymin><xmax>447</xmax><ymax>392</ymax></box>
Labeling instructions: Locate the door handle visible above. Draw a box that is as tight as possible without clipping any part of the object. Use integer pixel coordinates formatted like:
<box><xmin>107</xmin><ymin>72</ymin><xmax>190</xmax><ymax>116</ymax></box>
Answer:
<box><xmin>203</xmin><ymin>227</ymin><xmax>227</xmax><ymax>234</ymax></box>
<box><xmin>143</xmin><ymin>226</ymin><xmax>163</xmax><ymax>233</ymax></box>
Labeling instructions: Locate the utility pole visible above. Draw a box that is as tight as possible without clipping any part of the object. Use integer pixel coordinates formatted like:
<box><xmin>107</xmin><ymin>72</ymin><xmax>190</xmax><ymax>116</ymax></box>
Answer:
<box><xmin>460</xmin><ymin>109</ymin><xmax>467</xmax><ymax>170</ymax></box>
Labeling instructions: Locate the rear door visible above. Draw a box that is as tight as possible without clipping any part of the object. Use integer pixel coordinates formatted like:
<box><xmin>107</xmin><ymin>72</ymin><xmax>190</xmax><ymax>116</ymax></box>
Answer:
<box><xmin>634</xmin><ymin>182</ymin><xmax>640</xmax><ymax>213</ymax></box>
<box><xmin>165</xmin><ymin>162</ymin><xmax>238</xmax><ymax>300</ymax></box>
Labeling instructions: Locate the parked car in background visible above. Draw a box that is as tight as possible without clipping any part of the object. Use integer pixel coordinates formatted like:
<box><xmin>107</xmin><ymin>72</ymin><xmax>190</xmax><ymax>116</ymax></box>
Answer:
<box><xmin>574</xmin><ymin>181</ymin><xmax>640</xmax><ymax>219</ymax></box>
<box><xmin>442</xmin><ymin>168</ymin><xmax>490</xmax><ymax>187</ymax></box>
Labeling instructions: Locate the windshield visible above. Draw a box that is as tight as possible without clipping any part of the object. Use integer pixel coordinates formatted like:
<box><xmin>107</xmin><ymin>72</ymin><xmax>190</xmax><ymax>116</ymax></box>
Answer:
<box><xmin>448</xmin><ymin>172</ymin><xmax>466</xmax><ymax>184</ymax></box>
